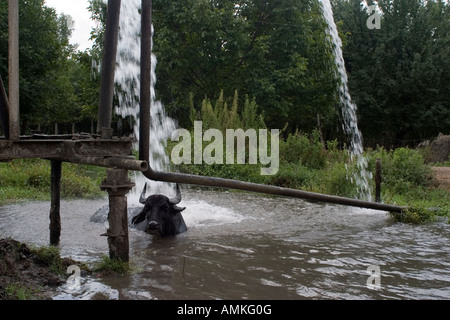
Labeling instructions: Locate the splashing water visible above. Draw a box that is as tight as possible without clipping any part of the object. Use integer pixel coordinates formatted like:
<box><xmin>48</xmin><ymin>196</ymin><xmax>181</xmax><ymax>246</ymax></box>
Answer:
<box><xmin>113</xmin><ymin>0</ymin><xmax>177</xmax><ymax>201</ymax></box>
<box><xmin>320</xmin><ymin>0</ymin><xmax>373</xmax><ymax>200</ymax></box>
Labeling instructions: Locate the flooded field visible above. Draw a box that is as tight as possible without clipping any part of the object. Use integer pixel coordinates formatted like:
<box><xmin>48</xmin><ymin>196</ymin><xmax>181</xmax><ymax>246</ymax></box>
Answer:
<box><xmin>0</xmin><ymin>189</ymin><xmax>449</xmax><ymax>300</ymax></box>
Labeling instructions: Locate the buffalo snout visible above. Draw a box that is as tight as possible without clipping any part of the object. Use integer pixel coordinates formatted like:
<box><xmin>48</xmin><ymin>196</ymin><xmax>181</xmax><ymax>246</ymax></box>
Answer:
<box><xmin>146</xmin><ymin>220</ymin><xmax>161</xmax><ymax>235</ymax></box>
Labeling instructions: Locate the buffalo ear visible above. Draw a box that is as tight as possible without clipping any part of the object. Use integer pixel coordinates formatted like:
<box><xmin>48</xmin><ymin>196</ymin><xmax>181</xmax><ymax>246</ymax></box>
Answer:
<box><xmin>132</xmin><ymin>210</ymin><xmax>146</xmax><ymax>225</ymax></box>
<box><xmin>172</xmin><ymin>205</ymin><xmax>186</xmax><ymax>213</ymax></box>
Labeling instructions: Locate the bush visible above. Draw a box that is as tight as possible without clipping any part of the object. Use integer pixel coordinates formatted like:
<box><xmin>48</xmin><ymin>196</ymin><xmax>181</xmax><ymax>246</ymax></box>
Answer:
<box><xmin>316</xmin><ymin>161</ymin><xmax>359</xmax><ymax>198</ymax></box>
<box><xmin>389</xmin><ymin>206</ymin><xmax>437</xmax><ymax>225</ymax></box>
<box><xmin>280</xmin><ymin>130</ymin><xmax>327</xmax><ymax>170</ymax></box>
<box><xmin>268</xmin><ymin>164</ymin><xmax>317</xmax><ymax>189</ymax></box>
<box><xmin>61</xmin><ymin>163</ymin><xmax>104</xmax><ymax>198</ymax></box>
<box><xmin>368</xmin><ymin>147</ymin><xmax>434</xmax><ymax>192</ymax></box>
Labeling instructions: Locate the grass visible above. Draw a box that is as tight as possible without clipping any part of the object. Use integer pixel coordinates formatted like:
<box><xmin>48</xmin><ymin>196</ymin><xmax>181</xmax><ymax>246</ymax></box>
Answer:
<box><xmin>29</xmin><ymin>244</ymin><xmax>90</xmax><ymax>276</ymax></box>
<box><xmin>390</xmin><ymin>206</ymin><xmax>438</xmax><ymax>225</ymax></box>
<box><xmin>4</xmin><ymin>283</ymin><xmax>41</xmax><ymax>300</ymax></box>
<box><xmin>0</xmin><ymin>159</ymin><xmax>107</xmax><ymax>206</ymax></box>
<box><xmin>92</xmin><ymin>255</ymin><xmax>132</xmax><ymax>276</ymax></box>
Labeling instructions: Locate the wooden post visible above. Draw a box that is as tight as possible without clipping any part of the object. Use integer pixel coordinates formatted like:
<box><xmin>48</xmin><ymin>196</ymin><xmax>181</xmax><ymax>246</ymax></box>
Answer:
<box><xmin>8</xmin><ymin>0</ymin><xmax>20</xmax><ymax>140</ymax></box>
<box><xmin>375</xmin><ymin>158</ymin><xmax>382</xmax><ymax>203</ymax></box>
<box><xmin>0</xmin><ymin>76</ymin><xmax>10</xmax><ymax>139</ymax></box>
<box><xmin>50</xmin><ymin>160</ymin><xmax>62</xmax><ymax>246</ymax></box>
<box><xmin>100</xmin><ymin>169</ymin><xmax>134</xmax><ymax>262</ymax></box>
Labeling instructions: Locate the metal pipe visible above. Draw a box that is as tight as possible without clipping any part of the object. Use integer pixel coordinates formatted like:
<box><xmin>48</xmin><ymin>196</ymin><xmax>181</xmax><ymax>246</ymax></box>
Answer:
<box><xmin>8</xmin><ymin>0</ymin><xmax>20</xmax><ymax>140</ymax></box>
<box><xmin>140</xmin><ymin>0</ymin><xmax>152</xmax><ymax>161</ymax></box>
<box><xmin>97</xmin><ymin>0</ymin><xmax>121</xmax><ymax>136</ymax></box>
<box><xmin>143</xmin><ymin>168</ymin><xmax>406</xmax><ymax>213</ymax></box>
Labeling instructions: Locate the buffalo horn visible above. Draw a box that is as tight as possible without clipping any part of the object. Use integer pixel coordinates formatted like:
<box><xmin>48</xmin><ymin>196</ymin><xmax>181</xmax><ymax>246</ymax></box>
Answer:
<box><xmin>139</xmin><ymin>183</ymin><xmax>148</xmax><ymax>204</ymax></box>
<box><xmin>169</xmin><ymin>183</ymin><xmax>182</xmax><ymax>204</ymax></box>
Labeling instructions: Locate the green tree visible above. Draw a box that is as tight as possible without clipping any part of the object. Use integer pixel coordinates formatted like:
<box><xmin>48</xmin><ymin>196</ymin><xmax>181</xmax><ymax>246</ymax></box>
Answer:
<box><xmin>332</xmin><ymin>0</ymin><xmax>450</xmax><ymax>147</ymax></box>
<box><xmin>0</xmin><ymin>0</ymin><xmax>77</xmax><ymax>133</ymax></box>
<box><xmin>152</xmin><ymin>0</ymin><xmax>339</xmax><ymax>135</ymax></box>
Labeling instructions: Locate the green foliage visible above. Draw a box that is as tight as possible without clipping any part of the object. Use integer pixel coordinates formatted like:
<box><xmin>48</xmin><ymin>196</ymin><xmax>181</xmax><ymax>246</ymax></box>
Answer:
<box><xmin>0</xmin><ymin>0</ymin><xmax>77</xmax><ymax>133</ymax></box>
<box><xmin>152</xmin><ymin>0</ymin><xmax>338</xmax><ymax>133</ymax></box>
<box><xmin>367</xmin><ymin>147</ymin><xmax>434</xmax><ymax>191</ymax></box>
<box><xmin>267</xmin><ymin>164</ymin><xmax>317</xmax><ymax>190</ymax></box>
<box><xmin>3</xmin><ymin>283</ymin><xmax>40</xmax><ymax>300</ymax></box>
<box><xmin>30</xmin><ymin>245</ymin><xmax>65</xmax><ymax>275</ymax></box>
<box><xmin>365</xmin><ymin>147</ymin><xmax>449</xmax><ymax>219</ymax></box>
<box><xmin>93</xmin><ymin>255</ymin><xmax>131</xmax><ymax>276</ymax></box>
<box><xmin>314</xmin><ymin>161</ymin><xmax>360</xmax><ymax>198</ymax></box>
<box><xmin>390</xmin><ymin>207</ymin><xmax>437</xmax><ymax>225</ymax></box>
<box><xmin>0</xmin><ymin>1</ymin><xmax>102</xmax><ymax>135</ymax></box>
<box><xmin>280</xmin><ymin>130</ymin><xmax>327</xmax><ymax>170</ymax></box>
<box><xmin>332</xmin><ymin>0</ymin><xmax>450</xmax><ymax>146</ymax></box>
<box><xmin>192</xmin><ymin>90</ymin><xmax>266</xmax><ymax>132</ymax></box>
<box><xmin>0</xmin><ymin>159</ymin><xmax>106</xmax><ymax>205</ymax></box>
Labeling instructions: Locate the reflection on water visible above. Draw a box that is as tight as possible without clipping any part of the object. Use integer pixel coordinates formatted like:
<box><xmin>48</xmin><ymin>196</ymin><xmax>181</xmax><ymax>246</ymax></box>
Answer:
<box><xmin>0</xmin><ymin>189</ymin><xmax>449</xmax><ymax>300</ymax></box>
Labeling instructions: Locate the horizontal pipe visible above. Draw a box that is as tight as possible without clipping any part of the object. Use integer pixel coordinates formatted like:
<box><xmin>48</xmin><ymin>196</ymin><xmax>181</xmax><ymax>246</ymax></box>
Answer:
<box><xmin>58</xmin><ymin>157</ymin><xmax>148</xmax><ymax>172</ymax></box>
<box><xmin>143</xmin><ymin>167</ymin><xmax>406</xmax><ymax>213</ymax></box>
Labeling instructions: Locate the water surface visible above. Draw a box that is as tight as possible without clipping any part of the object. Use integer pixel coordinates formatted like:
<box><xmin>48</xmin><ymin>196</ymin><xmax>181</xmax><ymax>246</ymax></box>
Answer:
<box><xmin>0</xmin><ymin>189</ymin><xmax>448</xmax><ymax>300</ymax></box>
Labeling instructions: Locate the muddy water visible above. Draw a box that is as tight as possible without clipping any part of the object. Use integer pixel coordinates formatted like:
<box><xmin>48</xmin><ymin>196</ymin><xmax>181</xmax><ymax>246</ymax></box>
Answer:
<box><xmin>0</xmin><ymin>189</ymin><xmax>449</xmax><ymax>300</ymax></box>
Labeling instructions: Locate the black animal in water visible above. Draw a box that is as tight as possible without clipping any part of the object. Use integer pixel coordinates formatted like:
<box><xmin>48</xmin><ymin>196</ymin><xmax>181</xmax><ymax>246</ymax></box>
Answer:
<box><xmin>131</xmin><ymin>183</ymin><xmax>187</xmax><ymax>237</ymax></box>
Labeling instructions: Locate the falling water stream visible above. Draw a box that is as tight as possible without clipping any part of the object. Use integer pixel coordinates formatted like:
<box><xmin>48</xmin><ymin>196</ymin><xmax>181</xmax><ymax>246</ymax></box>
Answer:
<box><xmin>320</xmin><ymin>0</ymin><xmax>373</xmax><ymax>201</ymax></box>
<box><xmin>0</xmin><ymin>1</ymin><xmax>449</xmax><ymax>300</ymax></box>
<box><xmin>114</xmin><ymin>0</ymin><xmax>176</xmax><ymax>198</ymax></box>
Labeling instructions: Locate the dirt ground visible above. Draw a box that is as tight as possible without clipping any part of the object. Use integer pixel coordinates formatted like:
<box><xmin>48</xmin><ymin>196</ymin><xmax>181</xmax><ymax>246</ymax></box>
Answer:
<box><xmin>0</xmin><ymin>238</ymin><xmax>76</xmax><ymax>300</ymax></box>
<box><xmin>432</xmin><ymin>167</ymin><xmax>450</xmax><ymax>190</ymax></box>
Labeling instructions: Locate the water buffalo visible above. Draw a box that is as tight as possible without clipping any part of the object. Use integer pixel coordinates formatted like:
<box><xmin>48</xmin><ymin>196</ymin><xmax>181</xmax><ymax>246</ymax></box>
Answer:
<box><xmin>131</xmin><ymin>183</ymin><xmax>187</xmax><ymax>237</ymax></box>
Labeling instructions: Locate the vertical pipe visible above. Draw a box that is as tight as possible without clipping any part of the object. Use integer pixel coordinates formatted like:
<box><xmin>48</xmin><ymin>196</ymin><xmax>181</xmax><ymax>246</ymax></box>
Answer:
<box><xmin>50</xmin><ymin>161</ymin><xmax>62</xmax><ymax>246</ymax></box>
<box><xmin>97</xmin><ymin>0</ymin><xmax>121</xmax><ymax>136</ymax></box>
<box><xmin>8</xmin><ymin>0</ymin><xmax>20</xmax><ymax>140</ymax></box>
<box><xmin>140</xmin><ymin>0</ymin><xmax>152</xmax><ymax>161</ymax></box>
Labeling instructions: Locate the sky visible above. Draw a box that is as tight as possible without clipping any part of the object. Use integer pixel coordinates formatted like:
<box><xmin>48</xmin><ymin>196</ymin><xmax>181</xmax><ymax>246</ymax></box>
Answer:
<box><xmin>45</xmin><ymin>0</ymin><xmax>95</xmax><ymax>51</ymax></box>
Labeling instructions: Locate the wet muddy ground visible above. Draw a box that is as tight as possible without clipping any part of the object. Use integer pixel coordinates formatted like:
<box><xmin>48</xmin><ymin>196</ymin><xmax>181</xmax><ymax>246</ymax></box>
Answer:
<box><xmin>0</xmin><ymin>238</ymin><xmax>76</xmax><ymax>300</ymax></box>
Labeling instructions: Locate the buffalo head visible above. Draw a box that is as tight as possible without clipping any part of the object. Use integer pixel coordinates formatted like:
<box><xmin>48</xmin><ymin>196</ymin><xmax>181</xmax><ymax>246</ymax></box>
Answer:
<box><xmin>131</xmin><ymin>183</ymin><xmax>187</xmax><ymax>237</ymax></box>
